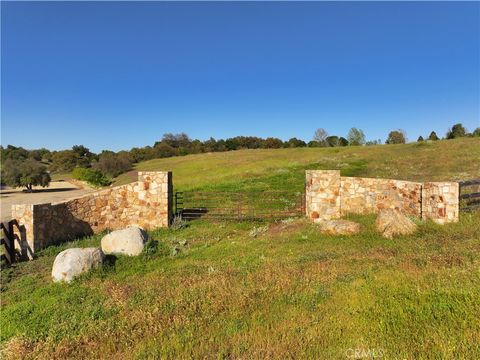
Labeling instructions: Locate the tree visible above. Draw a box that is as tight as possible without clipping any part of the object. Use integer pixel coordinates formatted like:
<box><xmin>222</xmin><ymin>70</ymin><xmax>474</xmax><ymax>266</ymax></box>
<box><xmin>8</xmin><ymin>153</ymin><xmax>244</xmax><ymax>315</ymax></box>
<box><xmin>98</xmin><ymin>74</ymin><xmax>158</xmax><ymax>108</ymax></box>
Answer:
<box><xmin>417</xmin><ymin>136</ymin><xmax>424</xmax><ymax>142</ymax></box>
<box><xmin>0</xmin><ymin>145</ymin><xmax>29</xmax><ymax>162</ymax></box>
<box><xmin>94</xmin><ymin>152</ymin><xmax>132</xmax><ymax>178</ymax></box>
<box><xmin>225</xmin><ymin>138</ymin><xmax>239</xmax><ymax>151</ymax></box>
<box><xmin>347</xmin><ymin>128</ymin><xmax>366</xmax><ymax>146</ymax></box>
<box><xmin>428</xmin><ymin>131</ymin><xmax>439</xmax><ymax>141</ymax></box>
<box><xmin>473</xmin><ymin>128</ymin><xmax>480</xmax><ymax>137</ymax></box>
<box><xmin>28</xmin><ymin>148</ymin><xmax>50</xmax><ymax>162</ymax></box>
<box><xmin>154</xmin><ymin>143</ymin><xmax>177</xmax><ymax>158</ymax></box>
<box><xmin>156</xmin><ymin>133</ymin><xmax>191</xmax><ymax>149</ymax></box>
<box><xmin>446</xmin><ymin>123</ymin><xmax>467</xmax><ymax>139</ymax></box>
<box><xmin>129</xmin><ymin>146</ymin><xmax>155</xmax><ymax>163</ymax></box>
<box><xmin>263</xmin><ymin>137</ymin><xmax>284</xmax><ymax>149</ymax></box>
<box><xmin>2</xmin><ymin>159</ymin><xmax>50</xmax><ymax>192</ymax></box>
<box><xmin>50</xmin><ymin>150</ymin><xmax>81</xmax><ymax>172</ymax></box>
<box><xmin>72</xmin><ymin>145</ymin><xmax>93</xmax><ymax>159</ymax></box>
<box><xmin>386</xmin><ymin>129</ymin><xmax>406</xmax><ymax>144</ymax></box>
<box><xmin>325</xmin><ymin>136</ymin><xmax>339</xmax><ymax>147</ymax></box>
<box><xmin>313</xmin><ymin>128</ymin><xmax>328</xmax><ymax>147</ymax></box>
<box><xmin>338</xmin><ymin>137</ymin><xmax>349</xmax><ymax>146</ymax></box>
<box><xmin>286</xmin><ymin>137</ymin><xmax>307</xmax><ymax>148</ymax></box>
<box><xmin>214</xmin><ymin>139</ymin><xmax>227</xmax><ymax>152</ymax></box>
<box><xmin>203</xmin><ymin>137</ymin><xmax>218</xmax><ymax>152</ymax></box>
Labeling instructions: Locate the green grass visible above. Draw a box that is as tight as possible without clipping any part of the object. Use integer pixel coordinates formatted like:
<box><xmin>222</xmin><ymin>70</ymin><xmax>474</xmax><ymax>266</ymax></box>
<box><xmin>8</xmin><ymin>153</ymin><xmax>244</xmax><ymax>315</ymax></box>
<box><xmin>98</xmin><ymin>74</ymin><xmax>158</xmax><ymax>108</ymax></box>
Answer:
<box><xmin>1</xmin><ymin>138</ymin><xmax>480</xmax><ymax>358</ymax></box>
<box><xmin>2</xmin><ymin>214</ymin><xmax>479</xmax><ymax>358</ymax></box>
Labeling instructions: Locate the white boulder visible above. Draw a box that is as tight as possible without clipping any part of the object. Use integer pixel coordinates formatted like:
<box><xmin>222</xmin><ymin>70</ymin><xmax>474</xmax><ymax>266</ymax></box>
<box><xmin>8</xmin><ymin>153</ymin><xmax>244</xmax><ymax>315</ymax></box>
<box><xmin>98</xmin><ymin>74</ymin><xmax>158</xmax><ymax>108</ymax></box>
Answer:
<box><xmin>101</xmin><ymin>226</ymin><xmax>148</xmax><ymax>256</ymax></box>
<box><xmin>52</xmin><ymin>247</ymin><xmax>104</xmax><ymax>283</ymax></box>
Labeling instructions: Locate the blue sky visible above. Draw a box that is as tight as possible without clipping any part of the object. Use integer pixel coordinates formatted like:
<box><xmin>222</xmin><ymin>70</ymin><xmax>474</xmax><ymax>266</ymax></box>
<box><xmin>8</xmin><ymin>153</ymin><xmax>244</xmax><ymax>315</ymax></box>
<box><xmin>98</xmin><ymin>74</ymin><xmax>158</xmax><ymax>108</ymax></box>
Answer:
<box><xmin>2</xmin><ymin>1</ymin><xmax>479</xmax><ymax>152</ymax></box>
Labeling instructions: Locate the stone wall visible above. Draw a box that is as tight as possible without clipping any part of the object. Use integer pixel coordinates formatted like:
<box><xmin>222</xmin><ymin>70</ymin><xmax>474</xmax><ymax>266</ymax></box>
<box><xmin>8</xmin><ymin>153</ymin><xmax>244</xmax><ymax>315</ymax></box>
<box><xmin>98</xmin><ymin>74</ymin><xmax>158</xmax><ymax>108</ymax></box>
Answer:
<box><xmin>341</xmin><ymin>177</ymin><xmax>422</xmax><ymax>217</ymax></box>
<box><xmin>306</xmin><ymin>170</ymin><xmax>341</xmax><ymax>221</ymax></box>
<box><xmin>422</xmin><ymin>182</ymin><xmax>459</xmax><ymax>224</ymax></box>
<box><xmin>11</xmin><ymin>204</ymin><xmax>35</xmax><ymax>259</ymax></box>
<box><xmin>12</xmin><ymin>171</ymin><xmax>172</xmax><ymax>255</ymax></box>
<box><xmin>306</xmin><ymin>170</ymin><xmax>459</xmax><ymax>223</ymax></box>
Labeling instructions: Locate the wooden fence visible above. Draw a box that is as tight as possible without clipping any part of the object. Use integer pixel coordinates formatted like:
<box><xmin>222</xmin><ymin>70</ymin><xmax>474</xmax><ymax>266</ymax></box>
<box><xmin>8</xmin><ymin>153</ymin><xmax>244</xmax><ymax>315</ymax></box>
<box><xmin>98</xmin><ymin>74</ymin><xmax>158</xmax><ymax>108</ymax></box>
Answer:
<box><xmin>459</xmin><ymin>179</ymin><xmax>480</xmax><ymax>212</ymax></box>
<box><xmin>1</xmin><ymin>220</ymin><xmax>18</xmax><ymax>265</ymax></box>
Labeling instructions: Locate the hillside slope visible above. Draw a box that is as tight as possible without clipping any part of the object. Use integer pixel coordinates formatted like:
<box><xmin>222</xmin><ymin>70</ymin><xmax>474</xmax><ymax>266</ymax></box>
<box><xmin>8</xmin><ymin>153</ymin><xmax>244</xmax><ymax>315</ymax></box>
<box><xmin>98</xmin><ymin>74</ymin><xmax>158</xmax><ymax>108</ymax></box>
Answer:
<box><xmin>2</xmin><ymin>138</ymin><xmax>480</xmax><ymax>358</ymax></box>
<box><xmin>114</xmin><ymin>138</ymin><xmax>480</xmax><ymax>191</ymax></box>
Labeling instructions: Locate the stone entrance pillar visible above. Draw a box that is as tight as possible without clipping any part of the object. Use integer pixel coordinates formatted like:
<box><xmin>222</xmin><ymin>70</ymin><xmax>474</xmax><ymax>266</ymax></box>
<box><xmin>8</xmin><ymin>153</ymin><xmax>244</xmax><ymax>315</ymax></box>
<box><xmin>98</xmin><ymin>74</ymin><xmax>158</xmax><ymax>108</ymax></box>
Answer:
<box><xmin>305</xmin><ymin>170</ymin><xmax>341</xmax><ymax>221</ymax></box>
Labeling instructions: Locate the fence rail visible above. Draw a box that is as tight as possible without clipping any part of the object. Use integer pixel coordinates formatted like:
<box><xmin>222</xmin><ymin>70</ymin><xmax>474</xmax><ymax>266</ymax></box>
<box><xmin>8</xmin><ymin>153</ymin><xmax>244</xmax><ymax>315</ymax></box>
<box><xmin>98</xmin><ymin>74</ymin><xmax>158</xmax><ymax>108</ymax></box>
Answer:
<box><xmin>1</xmin><ymin>220</ymin><xmax>17</xmax><ymax>265</ymax></box>
<box><xmin>459</xmin><ymin>179</ymin><xmax>480</xmax><ymax>212</ymax></box>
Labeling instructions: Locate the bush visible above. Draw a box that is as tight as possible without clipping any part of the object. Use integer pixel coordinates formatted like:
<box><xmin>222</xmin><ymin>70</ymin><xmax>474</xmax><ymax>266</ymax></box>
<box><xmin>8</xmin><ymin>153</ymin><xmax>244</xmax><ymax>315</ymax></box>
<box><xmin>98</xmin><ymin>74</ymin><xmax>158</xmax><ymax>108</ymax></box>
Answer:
<box><xmin>72</xmin><ymin>168</ymin><xmax>111</xmax><ymax>187</ymax></box>
<box><xmin>171</xmin><ymin>215</ymin><xmax>188</xmax><ymax>231</ymax></box>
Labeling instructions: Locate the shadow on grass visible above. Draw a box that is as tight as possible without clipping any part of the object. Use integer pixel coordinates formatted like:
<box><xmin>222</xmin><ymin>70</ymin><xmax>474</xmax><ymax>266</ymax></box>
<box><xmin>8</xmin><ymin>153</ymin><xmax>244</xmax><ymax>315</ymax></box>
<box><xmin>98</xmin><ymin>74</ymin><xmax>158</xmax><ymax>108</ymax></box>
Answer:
<box><xmin>104</xmin><ymin>254</ymin><xmax>118</xmax><ymax>267</ymax></box>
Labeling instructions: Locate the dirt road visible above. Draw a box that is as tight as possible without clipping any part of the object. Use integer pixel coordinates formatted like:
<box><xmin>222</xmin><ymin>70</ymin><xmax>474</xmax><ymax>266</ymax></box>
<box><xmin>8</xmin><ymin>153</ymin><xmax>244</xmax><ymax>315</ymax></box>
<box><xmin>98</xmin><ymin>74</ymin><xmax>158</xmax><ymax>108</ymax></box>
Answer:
<box><xmin>0</xmin><ymin>181</ymin><xmax>95</xmax><ymax>222</ymax></box>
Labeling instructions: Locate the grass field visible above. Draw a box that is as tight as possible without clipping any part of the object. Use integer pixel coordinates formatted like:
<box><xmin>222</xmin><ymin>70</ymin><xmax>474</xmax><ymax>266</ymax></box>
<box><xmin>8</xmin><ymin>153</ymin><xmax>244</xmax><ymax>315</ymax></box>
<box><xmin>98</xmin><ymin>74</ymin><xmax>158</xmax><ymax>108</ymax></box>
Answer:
<box><xmin>114</xmin><ymin>138</ymin><xmax>480</xmax><ymax>191</ymax></box>
<box><xmin>1</xmin><ymin>138</ymin><xmax>480</xmax><ymax>359</ymax></box>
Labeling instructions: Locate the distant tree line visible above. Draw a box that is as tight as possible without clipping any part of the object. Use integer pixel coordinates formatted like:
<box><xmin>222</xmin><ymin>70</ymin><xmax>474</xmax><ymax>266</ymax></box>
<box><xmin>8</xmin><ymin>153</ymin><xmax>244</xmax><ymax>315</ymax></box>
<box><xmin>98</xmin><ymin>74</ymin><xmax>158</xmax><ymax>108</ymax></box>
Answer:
<box><xmin>1</xmin><ymin>122</ymin><xmax>478</xmax><ymax>190</ymax></box>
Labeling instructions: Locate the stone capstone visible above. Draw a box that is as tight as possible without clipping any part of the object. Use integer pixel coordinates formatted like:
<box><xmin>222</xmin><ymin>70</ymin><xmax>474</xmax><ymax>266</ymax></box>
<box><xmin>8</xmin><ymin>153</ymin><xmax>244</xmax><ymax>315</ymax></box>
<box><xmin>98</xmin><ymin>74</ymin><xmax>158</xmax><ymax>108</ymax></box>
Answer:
<box><xmin>375</xmin><ymin>209</ymin><xmax>417</xmax><ymax>239</ymax></box>
<box><xmin>317</xmin><ymin>219</ymin><xmax>361</xmax><ymax>235</ymax></box>
<box><xmin>52</xmin><ymin>247</ymin><xmax>104</xmax><ymax>283</ymax></box>
<box><xmin>101</xmin><ymin>226</ymin><xmax>148</xmax><ymax>256</ymax></box>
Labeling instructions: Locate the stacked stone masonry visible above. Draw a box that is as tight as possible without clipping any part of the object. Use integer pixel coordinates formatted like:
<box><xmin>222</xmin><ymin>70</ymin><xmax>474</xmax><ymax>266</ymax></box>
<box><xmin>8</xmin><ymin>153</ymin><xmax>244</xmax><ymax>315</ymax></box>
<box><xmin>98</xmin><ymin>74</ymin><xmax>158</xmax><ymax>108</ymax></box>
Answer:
<box><xmin>422</xmin><ymin>182</ymin><xmax>459</xmax><ymax>224</ymax></box>
<box><xmin>12</xmin><ymin>172</ymin><xmax>172</xmax><ymax>256</ymax></box>
<box><xmin>341</xmin><ymin>177</ymin><xmax>422</xmax><ymax>217</ymax></box>
<box><xmin>306</xmin><ymin>170</ymin><xmax>341</xmax><ymax>221</ymax></box>
<box><xmin>306</xmin><ymin>170</ymin><xmax>459</xmax><ymax>224</ymax></box>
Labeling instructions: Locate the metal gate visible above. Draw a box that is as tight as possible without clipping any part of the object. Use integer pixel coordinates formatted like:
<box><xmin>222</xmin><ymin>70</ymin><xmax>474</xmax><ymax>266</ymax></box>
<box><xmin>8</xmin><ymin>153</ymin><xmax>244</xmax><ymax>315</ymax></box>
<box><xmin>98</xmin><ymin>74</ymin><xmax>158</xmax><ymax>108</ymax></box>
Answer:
<box><xmin>175</xmin><ymin>190</ymin><xmax>305</xmax><ymax>220</ymax></box>
<box><xmin>459</xmin><ymin>179</ymin><xmax>480</xmax><ymax>212</ymax></box>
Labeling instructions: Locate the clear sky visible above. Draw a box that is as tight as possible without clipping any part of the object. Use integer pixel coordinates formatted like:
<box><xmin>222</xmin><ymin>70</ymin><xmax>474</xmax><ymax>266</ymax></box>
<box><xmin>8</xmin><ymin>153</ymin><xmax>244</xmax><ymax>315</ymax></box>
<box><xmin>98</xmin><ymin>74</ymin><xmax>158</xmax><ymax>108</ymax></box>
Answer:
<box><xmin>2</xmin><ymin>1</ymin><xmax>479</xmax><ymax>152</ymax></box>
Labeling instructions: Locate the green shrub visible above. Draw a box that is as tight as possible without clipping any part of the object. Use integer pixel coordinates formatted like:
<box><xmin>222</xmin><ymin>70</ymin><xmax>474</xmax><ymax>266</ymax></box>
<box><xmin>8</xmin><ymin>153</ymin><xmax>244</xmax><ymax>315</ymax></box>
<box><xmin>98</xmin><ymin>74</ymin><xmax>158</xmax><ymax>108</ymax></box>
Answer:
<box><xmin>72</xmin><ymin>167</ymin><xmax>111</xmax><ymax>187</ymax></box>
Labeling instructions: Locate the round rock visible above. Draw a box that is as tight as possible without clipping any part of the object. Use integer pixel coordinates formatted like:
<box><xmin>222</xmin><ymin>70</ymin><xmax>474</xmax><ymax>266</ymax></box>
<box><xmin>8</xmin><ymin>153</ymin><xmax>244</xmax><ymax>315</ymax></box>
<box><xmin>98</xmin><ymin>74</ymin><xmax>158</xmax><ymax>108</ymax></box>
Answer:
<box><xmin>52</xmin><ymin>247</ymin><xmax>104</xmax><ymax>283</ymax></box>
<box><xmin>101</xmin><ymin>226</ymin><xmax>148</xmax><ymax>256</ymax></box>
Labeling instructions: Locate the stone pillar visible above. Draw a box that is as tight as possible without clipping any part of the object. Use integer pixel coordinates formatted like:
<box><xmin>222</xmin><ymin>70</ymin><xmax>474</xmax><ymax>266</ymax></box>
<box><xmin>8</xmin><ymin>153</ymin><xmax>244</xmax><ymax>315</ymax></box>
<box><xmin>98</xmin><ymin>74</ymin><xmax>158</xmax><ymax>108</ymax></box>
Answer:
<box><xmin>422</xmin><ymin>182</ymin><xmax>459</xmax><ymax>224</ymax></box>
<box><xmin>305</xmin><ymin>170</ymin><xmax>341</xmax><ymax>221</ymax></box>
<box><xmin>137</xmin><ymin>171</ymin><xmax>172</xmax><ymax>227</ymax></box>
<box><xmin>11</xmin><ymin>204</ymin><xmax>36</xmax><ymax>259</ymax></box>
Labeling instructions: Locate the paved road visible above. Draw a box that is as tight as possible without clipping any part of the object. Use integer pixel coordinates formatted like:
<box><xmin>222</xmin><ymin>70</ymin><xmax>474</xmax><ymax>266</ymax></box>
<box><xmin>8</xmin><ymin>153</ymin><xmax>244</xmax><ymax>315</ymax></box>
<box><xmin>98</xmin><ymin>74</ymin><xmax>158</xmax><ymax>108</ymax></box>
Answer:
<box><xmin>0</xmin><ymin>181</ymin><xmax>95</xmax><ymax>222</ymax></box>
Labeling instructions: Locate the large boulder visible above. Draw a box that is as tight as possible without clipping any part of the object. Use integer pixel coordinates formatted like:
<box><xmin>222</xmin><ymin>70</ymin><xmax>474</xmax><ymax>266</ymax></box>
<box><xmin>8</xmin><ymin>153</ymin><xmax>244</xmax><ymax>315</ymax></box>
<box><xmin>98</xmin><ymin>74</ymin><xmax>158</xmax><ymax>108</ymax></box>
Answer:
<box><xmin>375</xmin><ymin>209</ymin><xmax>417</xmax><ymax>239</ymax></box>
<box><xmin>101</xmin><ymin>226</ymin><xmax>147</xmax><ymax>256</ymax></box>
<box><xmin>318</xmin><ymin>219</ymin><xmax>361</xmax><ymax>235</ymax></box>
<box><xmin>52</xmin><ymin>248</ymin><xmax>104</xmax><ymax>283</ymax></box>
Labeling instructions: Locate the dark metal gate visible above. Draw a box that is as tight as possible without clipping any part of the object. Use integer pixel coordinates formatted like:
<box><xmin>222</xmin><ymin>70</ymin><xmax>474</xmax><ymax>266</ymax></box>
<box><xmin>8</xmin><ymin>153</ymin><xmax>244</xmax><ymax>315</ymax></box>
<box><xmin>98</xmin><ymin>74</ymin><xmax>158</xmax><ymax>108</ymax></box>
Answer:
<box><xmin>459</xmin><ymin>179</ymin><xmax>480</xmax><ymax>212</ymax></box>
<box><xmin>175</xmin><ymin>190</ymin><xmax>305</xmax><ymax>220</ymax></box>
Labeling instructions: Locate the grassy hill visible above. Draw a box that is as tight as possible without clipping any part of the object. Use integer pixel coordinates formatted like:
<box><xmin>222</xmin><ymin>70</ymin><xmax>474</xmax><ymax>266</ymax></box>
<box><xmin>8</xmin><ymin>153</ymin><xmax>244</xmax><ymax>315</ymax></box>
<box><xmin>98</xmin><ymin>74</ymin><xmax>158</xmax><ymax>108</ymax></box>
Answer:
<box><xmin>1</xmin><ymin>138</ymin><xmax>480</xmax><ymax>359</ymax></box>
<box><xmin>114</xmin><ymin>138</ymin><xmax>480</xmax><ymax>191</ymax></box>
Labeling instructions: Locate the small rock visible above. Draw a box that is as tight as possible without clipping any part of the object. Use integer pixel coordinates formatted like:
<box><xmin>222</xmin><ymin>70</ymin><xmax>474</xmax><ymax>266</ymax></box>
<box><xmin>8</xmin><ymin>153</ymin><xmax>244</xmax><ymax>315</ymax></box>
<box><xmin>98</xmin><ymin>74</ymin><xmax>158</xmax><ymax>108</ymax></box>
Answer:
<box><xmin>101</xmin><ymin>226</ymin><xmax>148</xmax><ymax>256</ymax></box>
<box><xmin>52</xmin><ymin>248</ymin><xmax>104</xmax><ymax>283</ymax></box>
<box><xmin>318</xmin><ymin>219</ymin><xmax>361</xmax><ymax>235</ymax></box>
<box><xmin>375</xmin><ymin>209</ymin><xmax>417</xmax><ymax>239</ymax></box>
